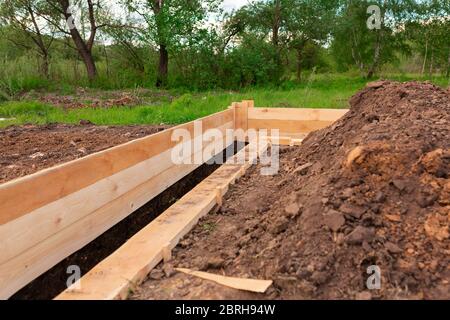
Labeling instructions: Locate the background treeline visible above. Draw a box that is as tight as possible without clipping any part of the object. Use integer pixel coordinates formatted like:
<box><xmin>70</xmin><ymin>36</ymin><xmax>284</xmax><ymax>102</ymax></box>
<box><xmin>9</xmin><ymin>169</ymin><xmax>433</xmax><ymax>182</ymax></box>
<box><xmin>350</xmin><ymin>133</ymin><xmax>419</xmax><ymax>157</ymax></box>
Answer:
<box><xmin>0</xmin><ymin>0</ymin><xmax>449</xmax><ymax>96</ymax></box>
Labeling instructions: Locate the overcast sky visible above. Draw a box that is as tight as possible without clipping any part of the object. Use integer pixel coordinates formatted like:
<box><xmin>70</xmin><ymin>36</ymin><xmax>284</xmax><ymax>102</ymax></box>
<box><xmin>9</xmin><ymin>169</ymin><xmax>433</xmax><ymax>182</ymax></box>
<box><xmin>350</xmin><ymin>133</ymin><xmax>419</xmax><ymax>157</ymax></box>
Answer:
<box><xmin>222</xmin><ymin>0</ymin><xmax>250</xmax><ymax>12</ymax></box>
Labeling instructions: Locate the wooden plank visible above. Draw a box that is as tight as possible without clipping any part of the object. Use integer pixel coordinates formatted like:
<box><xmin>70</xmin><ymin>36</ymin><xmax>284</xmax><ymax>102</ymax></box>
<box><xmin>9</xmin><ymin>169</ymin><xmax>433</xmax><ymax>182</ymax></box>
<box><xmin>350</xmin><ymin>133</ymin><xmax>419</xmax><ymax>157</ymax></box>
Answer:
<box><xmin>0</xmin><ymin>130</ymin><xmax>233</xmax><ymax>299</ymax></box>
<box><xmin>265</xmin><ymin>136</ymin><xmax>304</xmax><ymax>146</ymax></box>
<box><xmin>233</xmin><ymin>101</ymin><xmax>249</xmax><ymax>132</ymax></box>
<box><xmin>175</xmin><ymin>268</ymin><xmax>272</xmax><ymax>293</ymax></box>
<box><xmin>248</xmin><ymin>107</ymin><xmax>348</xmax><ymax>122</ymax></box>
<box><xmin>0</xmin><ymin>163</ymin><xmax>199</xmax><ymax>299</ymax></box>
<box><xmin>56</xmin><ymin>140</ymin><xmax>269</xmax><ymax>300</ymax></box>
<box><xmin>248</xmin><ymin>119</ymin><xmax>336</xmax><ymax>134</ymax></box>
<box><xmin>0</xmin><ymin>122</ymin><xmax>233</xmax><ymax>266</ymax></box>
<box><xmin>0</xmin><ymin>109</ymin><xmax>233</xmax><ymax>225</ymax></box>
<box><xmin>244</xmin><ymin>100</ymin><xmax>255</xmax><ymax>109</ymax></box>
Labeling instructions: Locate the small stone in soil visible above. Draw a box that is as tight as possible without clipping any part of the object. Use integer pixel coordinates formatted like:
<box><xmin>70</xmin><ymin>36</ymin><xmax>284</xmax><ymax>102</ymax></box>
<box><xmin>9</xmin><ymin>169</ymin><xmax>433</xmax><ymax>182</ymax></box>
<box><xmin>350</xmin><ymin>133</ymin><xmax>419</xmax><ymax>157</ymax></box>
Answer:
<box><xmin>149</xmin><ymin>269</ymin><xmax>164</xmax><ymax>280</ymax></box>
<box><xmin>323</xmin><ymin>210</ymin><xmax>346</xmax><ymax>232</ymax></box>
<box><xmin>385</xmin><ymin>242</ymin><xmax>403</xmax><ymax>254</ymax></box>
<box><xmin>293</xmin><ymin>162</ymin><xmax>313</xmax><ymax>175</ymax></box>
<box><xmin>374</xmin><ymin>191</ymin><xmax>386</xmax><ymax>203</ymax></box>
<box><xmin>345</xmin><ymin>226</ymin><xmax>375</xmax><ymax>245</ymax></box>
<box><xmin>207</xmin><ymin>257</ymin><xmax>225</xmax><ymax>269</ymax></box>
<box><xmin>355</xmin><ymin>291</ymin><xmax>372</xmax><ymax>300</ymax></box>
<box><xmin>285</xmin><ymin>202</ymin><xmax>301</xmax><ymax>217</ymax></box>
<box><xmin>270</xmin><ymin>217</ymin><xmax>289</xmax><ymax>234</ymax></box>
<box><xmin>392</xmin><ymin>178</ymin><xmax>408</xmax><ymax>191</ymax></box>
<box><xmin>339</xmin><ymin>203</ymin><xmax>366</xmax><ymax>219</ymax></box>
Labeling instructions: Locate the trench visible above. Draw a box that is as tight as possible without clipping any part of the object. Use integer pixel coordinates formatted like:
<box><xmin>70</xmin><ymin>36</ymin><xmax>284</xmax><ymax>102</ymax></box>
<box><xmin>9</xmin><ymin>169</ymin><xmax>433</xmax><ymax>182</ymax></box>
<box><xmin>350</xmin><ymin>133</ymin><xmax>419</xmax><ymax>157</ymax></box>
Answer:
<box><xmin>11</xmin><ymin>142</ymin><xmax>244</xmax><ymax>300</ymax></box>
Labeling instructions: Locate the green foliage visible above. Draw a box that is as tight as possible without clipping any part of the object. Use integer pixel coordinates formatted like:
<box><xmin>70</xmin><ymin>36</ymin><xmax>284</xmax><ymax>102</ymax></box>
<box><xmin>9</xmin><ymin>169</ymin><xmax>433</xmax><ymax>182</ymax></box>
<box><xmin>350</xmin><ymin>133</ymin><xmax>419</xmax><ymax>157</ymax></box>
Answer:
<box><xmin>1</xmin><ymin>74</ymin><xmax>447</xmax><ymax>128</ymax></box>
<box><xmin>0</xmin><ymin>0</ymin><xmax>449</xmax><ymax>93</ymax></box>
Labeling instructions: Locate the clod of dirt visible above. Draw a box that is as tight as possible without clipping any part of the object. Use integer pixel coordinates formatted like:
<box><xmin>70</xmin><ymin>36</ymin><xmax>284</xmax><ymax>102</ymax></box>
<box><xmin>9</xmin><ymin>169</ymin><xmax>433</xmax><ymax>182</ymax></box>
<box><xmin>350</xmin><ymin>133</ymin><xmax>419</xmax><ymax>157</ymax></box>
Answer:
<box><xmin>424</xmin><ymin>213</ymin><xmax>449</xmax><ymax>241</ymax></box>
<box><xmin>345</xmin><ymin>226</ymin><xmax>375</xmax><ymax>245</ymax></box>
<box><xmin>323</xmin><ymin>210</ymin><xmax>346</xmax><ymax>232</ymax></box>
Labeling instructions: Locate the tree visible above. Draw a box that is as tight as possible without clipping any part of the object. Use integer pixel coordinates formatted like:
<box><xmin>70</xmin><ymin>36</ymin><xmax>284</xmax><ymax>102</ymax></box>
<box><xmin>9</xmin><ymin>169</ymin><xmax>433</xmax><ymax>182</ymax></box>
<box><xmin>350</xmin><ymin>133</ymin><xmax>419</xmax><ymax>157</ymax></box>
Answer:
<box><xmin>282</xmin><ymin>0</ymin><xmax>339</xmax><ymax>80</ymax></box>
<box><xmin>407</xmin><ymin>0</ymin><xmax>450</xmax><ymax>77</ymax></box>
<box><xmin>225</xmin><ymin>0</ymin><xmax>339</xmax><ymax>81</ymax></box>
<box><xmin>332</xmin><ymin>0</ymin><xmax>415</xmax><ymax>78</ymax></box>
<box><xmin>124</xmin><ymin>0</ymin><xmax>221</xmax><ymax>88</ymax></box>
<box><xmin>0</xmin><ymin>0</ymin><xmax>54</xmax><ymax>78</ymax></box>
<box><xmin>40</xmin><ymin>0</ymin><xmax>112</xmax><ymax>81</ymax></box>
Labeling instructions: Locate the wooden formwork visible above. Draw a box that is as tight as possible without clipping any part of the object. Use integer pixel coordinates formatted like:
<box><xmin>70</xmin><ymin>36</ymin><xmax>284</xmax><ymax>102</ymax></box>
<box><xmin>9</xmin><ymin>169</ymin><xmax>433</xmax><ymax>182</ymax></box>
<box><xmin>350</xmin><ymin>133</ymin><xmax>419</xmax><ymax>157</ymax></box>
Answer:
<box><xmin>0</xmin><ymin>101</ymin><xmax>348</xmax><ymax>299</ymax></box>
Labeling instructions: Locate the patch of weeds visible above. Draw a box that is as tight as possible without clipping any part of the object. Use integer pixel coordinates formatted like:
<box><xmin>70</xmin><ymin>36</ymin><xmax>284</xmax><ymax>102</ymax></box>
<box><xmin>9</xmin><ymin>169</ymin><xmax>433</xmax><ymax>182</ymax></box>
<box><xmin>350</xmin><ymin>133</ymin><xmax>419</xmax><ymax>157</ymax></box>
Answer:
<box><xmin>201</xmin><ymin>222</ymin><xmax>216</xmax><ymax>233</ymax></box>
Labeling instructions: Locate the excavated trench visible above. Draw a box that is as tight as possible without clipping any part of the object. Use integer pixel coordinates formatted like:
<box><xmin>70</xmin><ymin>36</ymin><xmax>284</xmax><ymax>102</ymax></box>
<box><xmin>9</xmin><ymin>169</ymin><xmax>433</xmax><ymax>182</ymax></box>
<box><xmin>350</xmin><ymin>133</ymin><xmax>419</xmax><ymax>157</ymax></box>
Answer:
<box><xmin>11</xmin><ymin>142</ymin><xmax>244</xmax><ymax>300</ymax></box>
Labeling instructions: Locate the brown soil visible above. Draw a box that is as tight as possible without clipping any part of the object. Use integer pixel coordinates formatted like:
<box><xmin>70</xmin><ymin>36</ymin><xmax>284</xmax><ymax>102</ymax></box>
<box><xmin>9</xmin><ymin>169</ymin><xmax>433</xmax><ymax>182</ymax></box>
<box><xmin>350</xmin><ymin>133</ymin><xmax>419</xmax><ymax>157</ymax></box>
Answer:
<box><xmin>132</xmin><ymin>81</ymin><xmax>449</xmax><ymax>300</ymax></box>
<box><xmin>0</xmin><ymin>123</ymin><xmax>168</xmax><ymax>184</ymax></box>
<box><xmin>19</xmin><ymin>88</ymin><xmax>175</xmax><ymax>109</ymax></box>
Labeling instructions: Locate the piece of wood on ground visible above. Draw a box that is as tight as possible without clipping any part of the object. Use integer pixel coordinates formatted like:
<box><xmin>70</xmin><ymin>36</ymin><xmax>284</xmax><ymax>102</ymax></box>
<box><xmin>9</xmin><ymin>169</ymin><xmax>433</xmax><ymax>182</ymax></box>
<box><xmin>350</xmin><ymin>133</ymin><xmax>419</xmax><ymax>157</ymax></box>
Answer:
<box><xmin>175</xmin><ymin>268</ymin><xmax>273</xmax><ymax>294</ymax></box>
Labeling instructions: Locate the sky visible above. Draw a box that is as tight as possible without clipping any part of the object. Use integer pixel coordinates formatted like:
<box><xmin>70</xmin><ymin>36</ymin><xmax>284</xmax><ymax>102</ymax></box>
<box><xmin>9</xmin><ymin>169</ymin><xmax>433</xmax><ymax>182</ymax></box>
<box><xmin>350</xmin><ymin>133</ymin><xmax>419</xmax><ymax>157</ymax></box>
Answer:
<box><xmin>222</xmin><ymin>0</ymin><xmax>250</xmax><ymax>12</ymax></box>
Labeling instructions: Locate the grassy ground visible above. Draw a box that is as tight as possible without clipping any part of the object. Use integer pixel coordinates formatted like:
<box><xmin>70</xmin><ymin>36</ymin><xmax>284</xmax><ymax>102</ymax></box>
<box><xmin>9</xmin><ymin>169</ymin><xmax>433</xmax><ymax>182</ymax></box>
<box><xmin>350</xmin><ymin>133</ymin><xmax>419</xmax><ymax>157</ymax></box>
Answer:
<box><xmin>0</xmin><ymin>74</ymin><xmax>448</xmax><ymax>128</ymax></box>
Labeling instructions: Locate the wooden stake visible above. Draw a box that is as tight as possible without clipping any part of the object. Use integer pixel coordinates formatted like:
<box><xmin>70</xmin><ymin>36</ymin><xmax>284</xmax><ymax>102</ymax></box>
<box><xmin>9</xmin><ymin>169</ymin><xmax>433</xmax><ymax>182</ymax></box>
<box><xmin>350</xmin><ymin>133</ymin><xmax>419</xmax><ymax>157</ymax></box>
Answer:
<box><xmin>162</xmin><ymin>243</ymin><xmax>172</xmax><ymax>263</ymax></box>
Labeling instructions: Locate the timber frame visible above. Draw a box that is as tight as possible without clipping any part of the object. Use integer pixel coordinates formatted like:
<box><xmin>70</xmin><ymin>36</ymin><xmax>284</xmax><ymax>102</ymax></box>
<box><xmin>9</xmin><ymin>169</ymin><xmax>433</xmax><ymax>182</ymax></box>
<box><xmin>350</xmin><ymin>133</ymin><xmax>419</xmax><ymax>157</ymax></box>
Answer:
<box><xmin>0</xmin><ymin>101</ymin><xmax>348</xmax><ymax>299</ymax></box>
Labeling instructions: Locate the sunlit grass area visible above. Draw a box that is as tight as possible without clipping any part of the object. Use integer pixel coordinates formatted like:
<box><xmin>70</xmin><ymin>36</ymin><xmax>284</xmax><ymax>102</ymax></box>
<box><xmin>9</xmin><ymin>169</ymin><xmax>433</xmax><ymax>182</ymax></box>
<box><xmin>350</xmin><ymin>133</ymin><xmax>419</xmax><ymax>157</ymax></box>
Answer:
<box><xmin>1</xmin><ymin>74</ymin><xmax>448</xmax><ymax>128</ymax></box>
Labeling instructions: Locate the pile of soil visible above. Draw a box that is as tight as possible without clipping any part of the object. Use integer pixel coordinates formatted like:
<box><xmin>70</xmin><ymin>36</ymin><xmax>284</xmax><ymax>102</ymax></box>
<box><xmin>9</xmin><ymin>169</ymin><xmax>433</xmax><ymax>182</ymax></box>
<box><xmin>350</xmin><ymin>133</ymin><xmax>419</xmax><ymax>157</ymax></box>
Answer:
<box><xmin>133</xmin><ymin>81</ymin><xmax>449</xmax><ymax>300</ymax></box>
<box><xmin>0</xmin><ymin>123</ymin><xmax>167</xmax><ymax>184</ymax></box>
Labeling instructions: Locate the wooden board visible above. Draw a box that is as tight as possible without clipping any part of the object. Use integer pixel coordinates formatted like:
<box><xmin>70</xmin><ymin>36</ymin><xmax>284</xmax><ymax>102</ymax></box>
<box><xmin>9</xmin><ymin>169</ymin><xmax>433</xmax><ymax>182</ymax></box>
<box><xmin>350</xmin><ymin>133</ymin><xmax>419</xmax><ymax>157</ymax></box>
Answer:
<box><xmin>0</xmin><ymin>122</ymin><xmax>233</xmax><ymax>266</ymax></box>
<box><xmin>233</xmin><ymin>101</ymin><xmax>248</xmax><ymax>133</ymax></box>
<box><xmin>175</xmin><ymin>268</ymin><xmax>272</xmax><ymax>293</ymax></box>
<box><xmin>0</xmin><ymin>109</ymin><xmax>233</xmax><ymax>225</ymax></box>
<box><xmin>56</xmin><ymin>140</ymin><xmax>269</xmax><ymax>300</ymax></box>
<box><xmin>248</xmin><ymin>119</ymin><xmax>336</xmax><ymax>134</ymax></box>
<box><xmin>248</xmin><ymin>107</ymin><xmax>348</xmax><ymax>121</ymax></box>
<box><xmin>0</xmin><ymin>121</ymin><xmax>233</xmax><ymax>299</ymax></box>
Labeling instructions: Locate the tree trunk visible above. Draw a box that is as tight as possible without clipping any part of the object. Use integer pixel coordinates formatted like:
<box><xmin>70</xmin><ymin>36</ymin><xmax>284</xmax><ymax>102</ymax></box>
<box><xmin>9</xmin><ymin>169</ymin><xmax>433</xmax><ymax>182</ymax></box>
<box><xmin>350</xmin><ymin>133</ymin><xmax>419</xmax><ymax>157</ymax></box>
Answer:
<box><xmin>272</xmin><ymin>0</ymin><xmax>280</xmax><ymax>47</ymax></box>
<box><xmin>429</xmin><ymin>50</ymin><xmax>434</xmax><ymax>76</ymax></box>
<box><xmin>422</xmin><ymin>38</ymin><xmax>428</xmax><ymax>75</ymax></box>
<box><xmin>446</xmin><ymin>48</ymin><xmax>450</xmax><ymax>78</ymax></box>
<box><xmin>270</xmin><ymin>0</ymin><xmax>282</xmax><ymax>83</ymax></box>
<box><xmin>59</xmin><ymin>0</ymin><xmax>97</xmax><ymax>82</ymax></box>
<box><xmin>367</xmin><ymin>32</ymin><xmax>382</xmax><ymax>79</ymax></box>
<box><xmin>156</xmin><ymin>44</ymin><xmax>169</xmax><ymax>88</ymax></box>
<box><xmin>153</xmin><ymin>0</ymin><xmax>169</xmax><ymax>88</ymax></box>
<box><xmin>78</xmin><ymin>45</ymin><xmax>97</xmax><ymax>82</ymax></box>
<box><xmin>296</xmin><ymin>47</ymin><xmax>303</xmax><ymax>81</ymax></box>
<box><xmin>40</xmin><ymin>53</ymin><xmax>50</xmax><ymax>79</ymax></box>
<box><xmin>68</xmin><ymin>31</ymin><xmax>97</xmax><ymax>81</ymax></box>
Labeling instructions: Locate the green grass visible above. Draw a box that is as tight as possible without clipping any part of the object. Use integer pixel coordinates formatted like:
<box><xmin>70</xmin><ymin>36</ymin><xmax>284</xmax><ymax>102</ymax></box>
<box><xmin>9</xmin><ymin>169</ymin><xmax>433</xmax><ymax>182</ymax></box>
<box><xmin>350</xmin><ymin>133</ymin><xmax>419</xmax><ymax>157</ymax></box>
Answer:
<box><xmin>0</xmin><ymin>74</ymin><xmax>448</xmax><ymax>128</ymax></box>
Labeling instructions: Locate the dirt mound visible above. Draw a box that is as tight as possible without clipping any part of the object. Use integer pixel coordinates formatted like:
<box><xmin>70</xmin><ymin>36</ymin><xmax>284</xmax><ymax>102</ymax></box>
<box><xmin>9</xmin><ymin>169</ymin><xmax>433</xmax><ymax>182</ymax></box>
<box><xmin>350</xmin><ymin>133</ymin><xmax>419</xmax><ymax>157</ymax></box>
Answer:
<box><xmin>134</xmin><ymin>81</ymin><xmax>449</xmax><ymax>300</ymax></box>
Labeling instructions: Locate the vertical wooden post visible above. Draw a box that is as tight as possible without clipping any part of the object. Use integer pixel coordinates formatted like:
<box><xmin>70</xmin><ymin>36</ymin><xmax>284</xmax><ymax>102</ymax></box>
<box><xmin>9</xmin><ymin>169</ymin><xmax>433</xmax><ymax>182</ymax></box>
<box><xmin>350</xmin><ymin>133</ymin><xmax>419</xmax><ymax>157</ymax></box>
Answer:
<box><xmin>244</xmin><ymin>100</ymin><xmax>254</xmax><ymax>109</ymax></box>
<box><xmin>233</xmin><ymin>100</ymin><xmax>253</xmax><ymax>132</ymax></box>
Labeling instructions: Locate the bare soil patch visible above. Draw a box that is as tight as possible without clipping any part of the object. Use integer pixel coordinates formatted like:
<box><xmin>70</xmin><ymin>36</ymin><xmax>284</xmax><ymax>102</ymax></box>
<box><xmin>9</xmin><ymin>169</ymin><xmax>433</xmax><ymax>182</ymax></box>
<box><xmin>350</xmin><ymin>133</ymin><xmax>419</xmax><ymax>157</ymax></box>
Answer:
<box><xmin>0</xmin><ymin>123</ymin><xmax>168</xmax><ymax>183</ymax></box>
<box><xmin>20</xmin><ymin>88</ymin><xmax>175</xmax><ymax>109</ymax></box>
<box><xmin>132</xmin><ymin>81</ymin><xmax>449</xmax><ymax>300</ymax></box>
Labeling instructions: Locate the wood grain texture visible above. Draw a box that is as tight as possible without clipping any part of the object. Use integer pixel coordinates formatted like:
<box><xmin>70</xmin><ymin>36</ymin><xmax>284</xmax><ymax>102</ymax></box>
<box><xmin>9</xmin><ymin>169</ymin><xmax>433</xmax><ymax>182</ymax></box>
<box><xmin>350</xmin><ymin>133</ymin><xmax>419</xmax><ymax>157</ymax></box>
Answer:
<box><xmin>248</xmin><ymin>107</ymin><xmax>348</xmax><ymax>121</ymax></box>
<box><xmin>0</xmin><ymin>109</ymin><xmax>233</xmax><ymax>225</ymax></box>
<box><xmin>0</xmin><ymin>122</ymin><xmax>233</xmax><ymax>299</ymax></box>
<box><xmin>0</xmin><ymin>122</ymin><xmax>233</xmax><ymax>266</ymax></box>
